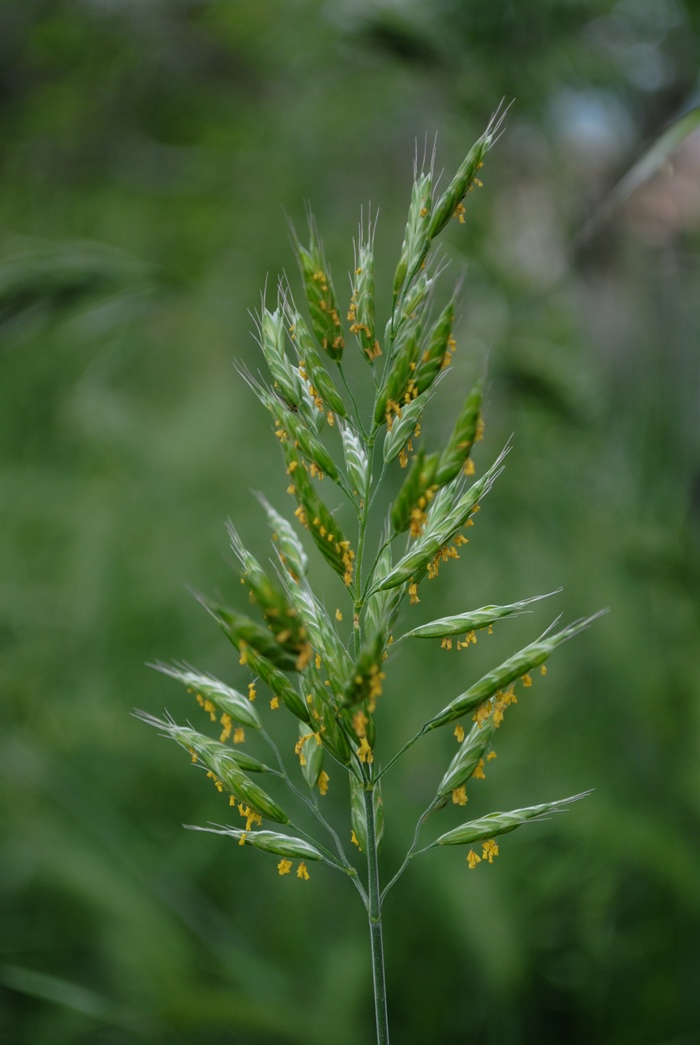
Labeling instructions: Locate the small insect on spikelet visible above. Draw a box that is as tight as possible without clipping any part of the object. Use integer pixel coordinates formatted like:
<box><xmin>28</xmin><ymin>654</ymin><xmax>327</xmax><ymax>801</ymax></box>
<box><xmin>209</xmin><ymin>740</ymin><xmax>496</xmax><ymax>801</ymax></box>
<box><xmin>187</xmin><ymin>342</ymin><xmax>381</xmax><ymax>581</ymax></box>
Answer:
<box><xmin>136</xmin><ymin>103</ymin><xmax>604</xmax><ymax>1045</ymax></box>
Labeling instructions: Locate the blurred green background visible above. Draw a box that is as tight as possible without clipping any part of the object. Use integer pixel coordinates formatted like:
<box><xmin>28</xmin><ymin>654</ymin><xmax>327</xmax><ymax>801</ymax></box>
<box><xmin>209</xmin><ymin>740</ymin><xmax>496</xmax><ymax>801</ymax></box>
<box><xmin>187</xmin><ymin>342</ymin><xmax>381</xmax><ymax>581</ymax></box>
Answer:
<box><xmin>1</xmin><ymin>1</ymin><xmax>699</xmax><ymax>1042</ymax></box>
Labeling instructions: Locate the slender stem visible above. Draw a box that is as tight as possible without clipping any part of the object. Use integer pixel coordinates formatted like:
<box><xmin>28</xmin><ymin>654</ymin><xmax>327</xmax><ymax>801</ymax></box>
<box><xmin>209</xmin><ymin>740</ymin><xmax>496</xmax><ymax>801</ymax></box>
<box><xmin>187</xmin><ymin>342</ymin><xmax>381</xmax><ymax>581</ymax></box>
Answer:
<box><xmin>367</xmin><ymin>459</ymin><xmax>388</xmax><ymax>512</ymax></box>
<box><xmin>338</xmin><ymin>364</ymin><xmax>367</xmax><ymax>439</ymax></box>
<box><xmin>375</xmin><ymin>725</ymin><xmax>426</xmax><ymax>782</ymax></box>
<box><xmin>338</xmin><ymin>470</ymin><xmax>363</xmax><ymax>508</ymax></box>
<box><xmin>361</xmin><ymin>533</ymin><xmax>393</xmax><ymax>600</ymax></box>
<box><xmin>381</xmin><ymin>801</ymin><xmax>436</xmax><ymax>903</ymax></box>
<box><xmin>356</xmin><ymin>435</ymin><xmax>376</xmax><ymax>581</ymax></box>
<box><xmin>285</xmin><ymin>819</ymin><xmax>347</xmax><ymax>873</ymax></box>
<box><xmin>260</xmin><ymin>727</ymin><xmax>369</xmax><ymax>901</ymax></box>
<box><xmin>364</xmin><ymin>782</ymin><xmax>390</xmax><ymax>1045</ymax></box>
<box><xmin>309</xmin><ymin>792</ymin><xmax>369</xmax><ymax>905</ymax></box>
<box><xmin>261</xmin><ymin>728</ymin><xmax>355</xmax><ymax>866</ymax></box>
<box><xmin>353</xmin><ymin>433</ymin><xmax>376</xmax><ymax>656</ymax></box>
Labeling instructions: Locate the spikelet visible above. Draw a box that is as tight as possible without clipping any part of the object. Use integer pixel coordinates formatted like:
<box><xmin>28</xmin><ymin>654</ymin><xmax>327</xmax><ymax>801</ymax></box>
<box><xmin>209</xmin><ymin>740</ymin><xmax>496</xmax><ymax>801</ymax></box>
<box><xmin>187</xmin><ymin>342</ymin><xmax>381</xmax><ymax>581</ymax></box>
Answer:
<box><xmin>423</xmin><ymin>612</ymin><xmax>607</xmax><ymax>732</ymax></box>
<box><xmin>285</xmin><ymin>305</ymin><xmax>348</xmax><ymax>417</ymax></box>
<box><xmin>342</xmin><ymin>630</ymin><xmax>387</xmax><ymax>708</ymax></box>
<box><xmin>372</xmin><ymin>448</ymin><xmax>508</xmax><ymax>594</ymax></box>
<box><xmin>349</xmin><ymin>774</ymin><xmax>384</xmax><ymax>854</ymax></box>
<box><xmin>432</xmin><ymin>792</ymin><xmax>593</xmax><ymax>848</ymax></box>
<box><xmin>390</xmin><ymin>450</ymin><xmax>439</xmax><ymax>535</ymax></box>
<box><xmin>255</xmin><ymin>493</ymin><xmax>308</xmax><ymax>581</ymax></box>
<box><xmin>242</xmin><ymin>642</ymin><xmax>313</xmax><ymax>725</ymax></box>
<box><xmin>297</xmin><ymin>720</ymin><xmax>325</xmax><ymax>789</ymax></box>
<box><xmin>135</xmin><ymin>711</ymin><xmax>289</xmax><ymax>823</ymax></box>
<box><xmin>293</xmin><ymin>219</ymin><xmax>344</xmax><ymax>362</ymax></box>
<box><xmin>426</xmin><ymin>110</ymin><xmax>504</xmax><ymax>240</ymax></box>
<box><xmin>134</xmin><ymin>712</ymin><xmax>271</xmax><ymax>774</ymax></box>
<box><xmin>149</xmin><ymin>664</ymin><xmax>262</xmax><ymax>730</ymax></box>
<box><xmin>349</xmin><ymin>217</ymin><xmax>380</xmax><ymax>362</ymax></box>
<box><xmin>227</xmin><ymin>522</ymin><xmax>311</xmax><ymax>666</ymax></box>
<box><xmin>402</xmin><ymin>591</ymin><xmax>561</xmax><ymax>640</ymax></box>
<box><xmin>382</xmin><ymin>383</ymin><xmax>436</xmax><ymax>465</ymax></box>
<box><xmin>413</xmin><ymin>300</ymin><xmax>456</xmax><ymax>393</ymax></box>
<box><xmin>435</xmin><ymin>716</ymin><xmax>498</xmax><ymax>799</ymax></box>
<box><xmin>257</xmin><ymin>307</ymin><xmax>306</xmax><ymax>410</ymax></box>
<box><xmin>340</xmin><ymin>421</ymin><xmax>369</xmax><ymax>500</ymax></box>
<box><xmin>187</xmin><ymin>824</ymin><xmax>325</xmax><ymax>861</ymax></box>
<box><xmin>434</xmin><ymin>380</ymin><xmax>483</xmax><ymax>485</ymax></box>
<box><xmin>283</xmin><ymin>442</ymin><xmax>356</xmax><ymax>588</ymax></box>
<box><xmin>196</xmin><ymin>595</ymin><xmax>300</xmax><ymax>672</ymax></box>
<box><xmin>392</xmin><ymin>170</ymin><xmax>432</xmax><ymax>303</ymax></box>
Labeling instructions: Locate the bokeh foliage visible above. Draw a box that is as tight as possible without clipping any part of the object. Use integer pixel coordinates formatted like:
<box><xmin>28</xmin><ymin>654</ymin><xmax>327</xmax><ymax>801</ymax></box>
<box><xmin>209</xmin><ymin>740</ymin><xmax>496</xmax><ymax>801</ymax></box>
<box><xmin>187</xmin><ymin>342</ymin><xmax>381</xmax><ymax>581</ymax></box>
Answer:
<box><xmin>1</xmin><ymin>1</ymin><xmax>699</xmax><ymax>1042</ymax></box>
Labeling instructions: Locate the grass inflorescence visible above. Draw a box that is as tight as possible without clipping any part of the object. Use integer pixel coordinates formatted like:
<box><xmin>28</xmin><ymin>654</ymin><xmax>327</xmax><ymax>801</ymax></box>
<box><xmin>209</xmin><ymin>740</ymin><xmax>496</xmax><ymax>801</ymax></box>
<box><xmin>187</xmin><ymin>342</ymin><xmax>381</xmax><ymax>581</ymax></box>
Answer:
<box><xmin>136</xmin><ymin>107</ymin><xmax>603</xmax><ymax>1044</ymax></box>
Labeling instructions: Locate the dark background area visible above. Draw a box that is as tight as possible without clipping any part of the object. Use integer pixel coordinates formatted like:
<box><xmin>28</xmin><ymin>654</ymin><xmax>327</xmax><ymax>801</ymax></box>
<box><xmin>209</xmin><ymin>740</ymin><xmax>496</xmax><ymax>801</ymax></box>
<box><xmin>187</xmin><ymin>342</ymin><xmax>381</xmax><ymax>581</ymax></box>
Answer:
<box><xmin>1</xmin><ymin>1</ymin><xmax>699</xmax><ymax>1042</ymax></box>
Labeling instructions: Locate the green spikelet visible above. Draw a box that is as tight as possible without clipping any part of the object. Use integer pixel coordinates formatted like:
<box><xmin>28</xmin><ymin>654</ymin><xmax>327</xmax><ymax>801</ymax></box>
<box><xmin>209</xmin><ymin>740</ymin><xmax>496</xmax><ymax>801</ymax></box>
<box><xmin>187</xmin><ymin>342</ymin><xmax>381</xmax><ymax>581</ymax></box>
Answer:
<box><xmin>258</xmin><ymin>307</ymin><xmax>306</xmax><ymax>409</ymax></box>
<box><xmin>402</xmin><ymin>591</ymin><xmax>560</xmax><ymax>640</ymax></box>
<box><xmin>435</xmin><ymin>716</ymin><xmax>498</xmax><ymax>800</ymax></box>
<box><xmin>294</xmin><ymin>221</ymin><xmax>345</xmax><ymax>362</ymax></box>
<box><xmin>392</xmin><ymin>171</ymin><xmax>432</xmax><ymax>303</ymax></box>
<box><xmin>342</xmin><ymin>631</ymin><xmax>387</xmax><ymax>708</ymax></box>
<box><xmin>374</xmin><ymin>447</ymin><xmax>508</xmax><ymax>594</ymax></box>
<box><xmin>432</xmin><ymin>792</ymin><xmax>593</xmax><ymax>848</ymax></box>
<box><xmin>271</xmin><ymin>402</ymin><xmax>340</xmax><ymax>483</ymax></box>
<box><xmin>255</xmin><ymin>493</ymin><xmax>308</xmax><ymax>582</ymax></box>
<box><xmin>340</xmin><ymin>421</ymin><xmax>369</xmax><ymax>499</ymax></box>
<box><xmin>427</xmin><ymin>124</ymin><xmax>495</xmax><ymax>240</ymax></box>
<box><xmin>134</xmin><ymin>712</ymin><xmax>271</xmax><ymax>773</ymax></box>
<box><xmin>297</xmin><ymin>720</ymin><xmax>325</xmax><ymax>790</ymax></box>
<box><xmin>134</xmin><ymin>711</ymin><xmax>289</xmax><ymax>823</ymax></box>
<box><xmin>434</xmin><ymin>380</ymin><xmax>483</xmax><ymax>485</ymax></box>
<box><xmin>318</xmin><ymin>705</ymin><xmax>354</xmax><ymax>767</ymax></box>
<box><xmin>283</xmin><ymin>442</ymin><xmax>355</xmax><ymax>587</ymax></box>
<box><xmin>350</xmin><ymin>774</ymin><xmax>384</xmax><ymax>853</ymax></box>
<box><xmin>187</xmin><ymin>824</ymin><xmax>326</xmax><ymax>862</ymax></box>
<box><xmin>423</xmin><ymin>613</ymin><xmax>606</xmax><ymax>732</ymax></box>
<box><xmin>227</xmin><ymin>523</ymin><xmax>312</xmax><ymax>666</ymax></box>
<box><xmin>150</xmin><ymin>664</ymin><xmax>262</xmax><ymax>730</ymax></box>
<box><xmin>287</xmin><ymin>308</ymin><xmax>348</xmax><ymax>417</ymax></box>
<box><xmin>242</xmin><ymin>642</ymin><xmax>313</xmax><ymax>724</ymax></box>
<box><xmin>390</xmin><ymin>450</ymin><xmax>439</xmax><ymax>535</ymax></box>
<box><xmin>349</xmin><ymin>225</ymin><xmax>381</xmax><ymax>362</ymax></box>
<box><xmin>197</xmin><ymin>596</ymin><xmax>300</xmax><ymax>672</ymax></box>
<box><xmin>383</xmin><ymin>385</ymin><xmax>433</xmax><ymax>465</ymax></box>
<box><xmin>413</xmin><ymin>300</ymin><xmax>456</xmax><ymax>393</ymax></box>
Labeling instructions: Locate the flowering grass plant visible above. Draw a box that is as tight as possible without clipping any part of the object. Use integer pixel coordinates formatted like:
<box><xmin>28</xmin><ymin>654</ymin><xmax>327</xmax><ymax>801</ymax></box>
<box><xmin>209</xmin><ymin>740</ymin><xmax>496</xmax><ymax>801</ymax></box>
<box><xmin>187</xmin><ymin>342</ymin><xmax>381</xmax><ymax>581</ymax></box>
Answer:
<box><xmin>137</xmin><ymin>110</ymin><xmax>602</xmax><ymax>1043</ymax></box>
